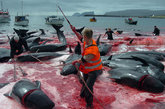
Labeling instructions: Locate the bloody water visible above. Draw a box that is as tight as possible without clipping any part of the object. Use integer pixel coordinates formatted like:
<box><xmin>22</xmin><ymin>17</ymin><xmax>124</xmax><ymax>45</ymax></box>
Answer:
<box><xmin>0</xmin><ymin>31</ymin><xmax>165</xmax><ymax>109</ymax></box>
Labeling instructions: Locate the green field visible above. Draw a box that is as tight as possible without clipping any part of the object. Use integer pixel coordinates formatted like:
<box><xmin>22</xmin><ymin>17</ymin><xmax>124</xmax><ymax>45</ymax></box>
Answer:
<box><xmin>150</xmin><ymin>16</ymin><xmax>165</xmax><ymax>18</ymax></box>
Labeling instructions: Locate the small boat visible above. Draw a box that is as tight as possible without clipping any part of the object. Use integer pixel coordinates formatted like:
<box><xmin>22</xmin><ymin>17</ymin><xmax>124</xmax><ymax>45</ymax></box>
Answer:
<box><xmin>45</xmin><ymin>16</ymin><xmax>64</xmax><ymax>26</ymax></box>
<box><xmin>14</xmin><ymin>1</ymin><xmax>29</xmax><ymax>26</ymax></box>
<box><xmin>90</xmin><ymin>17</ymin><xmax>96</xmax><ymax>22</ymax></box>
<box><xmin>0</xmin><ymin>2</ymin><xmax>10</xmax><ymax>23</ymax></box>
<box><xmin>14</xmin><ymin>15</ymin><xmax>29</xmax><ymax>26</ymax></box>
<box><xmin>125</xmin><ymin>18</ymin><xmax>137</xmax><ymax>25</ymax></box>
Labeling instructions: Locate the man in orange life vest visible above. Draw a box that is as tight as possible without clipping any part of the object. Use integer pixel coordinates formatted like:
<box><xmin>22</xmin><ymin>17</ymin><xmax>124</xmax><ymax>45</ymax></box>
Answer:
<box><xmin>70</xmin><ymin>25</ymin><xmax>102</xmax><ymax>108</ymax></box>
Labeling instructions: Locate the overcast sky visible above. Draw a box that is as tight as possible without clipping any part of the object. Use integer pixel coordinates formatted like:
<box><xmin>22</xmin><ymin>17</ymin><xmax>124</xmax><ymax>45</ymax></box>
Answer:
<box><xmin>1</xmin><ymin>0</ymin><xmax>165</xmax><ymax>16</ymax></box>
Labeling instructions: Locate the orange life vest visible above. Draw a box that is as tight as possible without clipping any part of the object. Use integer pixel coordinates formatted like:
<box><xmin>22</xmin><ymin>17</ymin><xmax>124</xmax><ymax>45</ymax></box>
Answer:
<box><xmin>79</xmin><ymin>39</ymin><xmax>102</xmax><ymax>74</ymax></box>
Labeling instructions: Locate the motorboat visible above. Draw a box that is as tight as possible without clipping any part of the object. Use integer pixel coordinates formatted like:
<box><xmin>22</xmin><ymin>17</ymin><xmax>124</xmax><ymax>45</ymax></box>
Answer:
<box><xmin>125</xmin><ymin>18</ymin><xmax>137</xmax><ymax>25</ymax></box>
<box><xmin>45</xmin><ymin>16</ymin><xmax>64</xmax><ymax>26</ymax></box>
<box><xmin>90</xmin><ymin>17</ymin><xmax>96</xmax><ymax>22</ymax></box>
<box><xmin>14</xmin><ymin>1</ymin><xmax>29</xmax><ymax>26</ymax></box>
<box><xmin>0</xmin><ymin>10</ymin><xmax>10</xmax><ymax>23</ymax></box>
<box><xmin>0</xmin><ymin>2</ymin><xmax>10</xmax><ymax>23</ymax></box>
<box><xmin>14</xmin><ymin>15</ymin><xmax>29</xmax><ymax>26</ymax></box>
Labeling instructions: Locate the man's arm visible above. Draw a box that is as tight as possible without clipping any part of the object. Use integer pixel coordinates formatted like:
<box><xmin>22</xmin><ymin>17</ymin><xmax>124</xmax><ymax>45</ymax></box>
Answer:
<box><xmin>103</xmin><ymin>31</ymin><xmax>107</xmax><ymax>37</ymax></box>
<box><xmin>22</xmin><ymin>38</ymin><xmax>29</xmax><ymax>51</ymax></box>
<box><xmin>72</xmin><ymin>54</ymin><xmax>94</xmax><ymax>65</ymax></box>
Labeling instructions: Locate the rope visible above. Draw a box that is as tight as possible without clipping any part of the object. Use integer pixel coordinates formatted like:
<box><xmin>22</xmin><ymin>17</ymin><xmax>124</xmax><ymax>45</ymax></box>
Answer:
<box><xmin>75</xmin><ymin>65</ymin><xmax>105</xmax><ymax>109</ymax></box>
<box><xmin>18</xmin><ymin>66</ymin><xmax>27</xmax><ymax>76</ymax></box>
<box><xmin>13</xmin><ymin>60</ymin><xmax>17</xmax><ymax>81</ymax></box>
<box><xmin>13</xmin><ymin>59</ymin><xmax>27</xmax><ymax>80</ymax></box>
<box><xmin>30</xmin><ymin>54</ymin><xmax>104</xmax><ymax>108</ymax></box>
<box><xmin>29</xmin><ymin>54</ymin><xmax>70</xmax><ymax>67</ymax></box>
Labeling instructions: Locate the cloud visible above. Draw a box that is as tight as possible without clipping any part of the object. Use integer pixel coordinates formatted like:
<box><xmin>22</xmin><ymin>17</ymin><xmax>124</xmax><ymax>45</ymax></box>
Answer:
<box><xmin>2</xmin><ymin>0</ymin><xmax>165</xmax><ymax>16</ymax></box>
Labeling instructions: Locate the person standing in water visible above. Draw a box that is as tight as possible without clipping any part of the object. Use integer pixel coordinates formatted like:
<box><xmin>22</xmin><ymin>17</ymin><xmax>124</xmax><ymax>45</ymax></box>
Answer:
<box><xmin>104</xmin><ymin>28</ymin><xmax>115</xmax><ymax>40</ymax></box>
<box><xmin>153</xmin><ymin>26</ymin><xmax>160</xmax><ymax>36</ymax></box>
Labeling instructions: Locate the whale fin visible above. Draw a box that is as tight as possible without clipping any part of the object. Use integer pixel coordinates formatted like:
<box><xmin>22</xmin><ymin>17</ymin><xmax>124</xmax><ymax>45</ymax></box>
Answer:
<box><xmin>34</xmin><ymin>80</ymin><xmax>41</xmax><ymax>89</ymax></box>
<box><xmin>129</xmin><ymin>39</ymin><xmax>134</xmax><ymax>44</ymax></box>
<box><xmin>131</xmin><ymin>56</ymin><xmax>149</xmax><ymax>66</ymax></box>
<box><xmin>0</xmin><ymin>82</ymin><xmax>9</xmax><ymax>89</ymax></box>
<box><xmin>13</xmin><ymin>28</ymin><xmax>29</xmax><ymax>37</ymax></box>
<box><xmin>74</xmin><ymin>42</ymin><xmax>81</xmax><ymax>55</ymax></box>
<box><xmin>69</xmin><ymin>45</ymin><xmax>73</xmax><ymax>53</ymax></box>
<box><xmin>96</xmin><ymin>35</ymin><xmax>101</xmax><ymax>45</ymax></box>
<box><xmin>4</xmin><ymin>91</ymin><xmax>12</xmax><ymax>98</ymax></box>
<box><xmin>76</xmin><ymin>27</ymin><xmax>85</xmax><ymax>35</ymax></box>
<box><xmin>51</xmin><ymin>24</ymin><xmax>67</xmax><ymax>44</ymax></box>
<box><xmin>39</xmin><ymin>29</ymin><xmax>46</xmax><ymax>35</ymax></box>
<box><xmin>51</xmin><ymin>24</ymin><xmax>63</xmax><ymax>30</ymax></box>
<box><xmin>108</xmin><ymin>55</ymin><xmax>113</xmax><ymax>60</ymax></box>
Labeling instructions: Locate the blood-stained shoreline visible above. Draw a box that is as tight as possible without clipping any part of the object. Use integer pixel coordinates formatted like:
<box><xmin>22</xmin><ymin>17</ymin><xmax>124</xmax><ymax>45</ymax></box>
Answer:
<box><xmin>0</xmin><ymin>30</ymin><xmax>165</xmax><ymax>109</ymax></box>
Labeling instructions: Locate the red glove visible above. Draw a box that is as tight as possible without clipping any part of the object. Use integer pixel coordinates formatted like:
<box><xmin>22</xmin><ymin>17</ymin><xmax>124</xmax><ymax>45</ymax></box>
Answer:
<box><xmin>72</xmin><ymin>60</ymin><xmax>79</xmax><ymax>66</ymax></box>
<box><xmin>70</xmin><ymin>25</ymin><xmax>76</xmax><ymax>32</ymax></box>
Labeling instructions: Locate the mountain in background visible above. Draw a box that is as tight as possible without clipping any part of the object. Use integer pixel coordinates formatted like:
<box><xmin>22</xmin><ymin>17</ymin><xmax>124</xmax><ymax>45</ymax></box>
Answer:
<box><xmin>72</xmin><ymin>9</ymin><xmax>165</xmax><ymax>17</ymax></box>
<box><xmin>104</xmin><ymin>9</ymin><xmax>165</xmax><ymax>17</ymax></box>
<box><xmin>72</xmin><ymin>11</ymin><xmax>94</xmax><ymax>16</ymax></box>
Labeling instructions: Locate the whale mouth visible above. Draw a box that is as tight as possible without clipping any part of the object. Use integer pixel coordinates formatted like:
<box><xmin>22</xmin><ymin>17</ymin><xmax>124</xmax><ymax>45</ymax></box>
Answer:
<box><xmin>22</xmin><ymin>89</ymin><xmax>38</xmax><ymax>105</ymax></box>
<box><xmin>138</xmin><ymin>74</ymin><xmax>149</xmax><ymax>89</ymax></box>
<box><xmin>138</xmin><ymin>75</ymin><xmax>164</xmax><ymax>93</ymax></box>
<box><xmin>24</xmin><ymin>90</ymin><xmax>55</xmax><ymax>109</ymax></box>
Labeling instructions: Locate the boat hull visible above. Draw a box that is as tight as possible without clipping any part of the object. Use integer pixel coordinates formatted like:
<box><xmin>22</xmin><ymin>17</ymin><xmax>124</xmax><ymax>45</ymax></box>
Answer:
<box><xmin>0</xmin><ymin>15</ymin><xmax>10</xmax><ymax>23</ymax></box>
<box><xmin>14</xmin><ymin>20</ymin><xmax>29</xmax><ymax>26</ymax></box>
<box><xmin>125</xmin><ymin>19</ymin><xmax>137</xmax><ymax>25</ymax></box>
<box><xmin>90</xmin><ymin>18</ymin><xmax>96</xmax><ymax>22</ymax></box>
<box><xmin>45</xmin><ymin>16</ymin><xmax>64</xmax><ymax>25</ymax></box>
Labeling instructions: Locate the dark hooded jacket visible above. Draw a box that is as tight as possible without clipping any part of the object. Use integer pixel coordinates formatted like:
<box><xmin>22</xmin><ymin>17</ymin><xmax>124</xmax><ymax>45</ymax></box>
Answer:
<box><xmin>10</xmin><ymin>36</ymin><xmax>29</xmax><ymax>58</ymax></box>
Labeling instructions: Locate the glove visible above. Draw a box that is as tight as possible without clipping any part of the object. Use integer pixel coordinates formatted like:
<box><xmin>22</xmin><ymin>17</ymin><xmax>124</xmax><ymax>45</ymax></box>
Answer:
<box><xmin>70</xmin><ymin>25</ymin><xmax>76</xmax><ymax>32</ymax></box>
<box><xmin>8</xmin><ymin>59</ymin><xmax>12</xmax><ymax>62</ymax></box>
<box><xmin>72</xmin><ymin>60</ymin><xmax>79</xmax><ymax>66</ymax></box>
<box><xmin>8</xmin><ymin>58</ymin><xmax>15</xmax><ymax>62</ymax></box>
<box><xmin>16</xmin><ymin>50</ymin><xmax>19</xmax><ymax>53</ymax></box>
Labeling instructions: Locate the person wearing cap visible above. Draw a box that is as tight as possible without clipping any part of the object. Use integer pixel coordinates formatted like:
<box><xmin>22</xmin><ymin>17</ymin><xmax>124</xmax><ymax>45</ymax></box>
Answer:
<box><xmin>10</xmin><ymin>35</ymin><xmax>29</xmax><ymax>60</ymax></box>
<box><xmin>70</xmin><ymin>25</ymin><xmax>102</xmax><ymax>109</ymax></box>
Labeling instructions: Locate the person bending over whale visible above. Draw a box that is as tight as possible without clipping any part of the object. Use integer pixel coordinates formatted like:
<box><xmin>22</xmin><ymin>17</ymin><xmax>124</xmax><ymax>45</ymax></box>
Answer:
<box><xmin>153</xmin><ymin>26</ymin><xmax>160</xmax><ymax>36</ymax></box>
<box><xmin>70</xmin><ymin>25</ymin><xmax>102</xmax><ymax>109</ymax></box>
<box><xmin>10</xmin><ymin>35</ymin><xmax>29</xmax><ymax>61</ymax></box>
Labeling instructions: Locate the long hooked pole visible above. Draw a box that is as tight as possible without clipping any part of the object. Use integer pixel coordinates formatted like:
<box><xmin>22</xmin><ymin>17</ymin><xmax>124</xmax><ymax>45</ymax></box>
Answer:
<box><xmin>58</xmin><ymin>6</ymin><xmax>71</xmax><ymax>26</ymax></box>
<box><xmin>13</xmin><ymin>60</ymin><xmax>17</xmax><ymax>81</ymax></box>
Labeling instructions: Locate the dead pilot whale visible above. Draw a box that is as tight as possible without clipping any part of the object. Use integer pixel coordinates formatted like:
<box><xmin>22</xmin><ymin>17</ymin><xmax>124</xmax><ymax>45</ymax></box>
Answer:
<box><xmin>16</xmin><ymin>52</ymin><xmax>64</xmax><ymax>62</ymax></box>
<box><xmin>4</xmin><ymin>79</ymin><xmax>55</xmax><ymax>109</ymax></box>
<box><xmin>60</xmin><ymin>42</ymin><xmax>81</xmax><ymax>76</ymax></box>
<box><xmin>30</xmin><ymin>25</ymin><xmax>67</xmax><ymax>53</ymax></box>
<box><xmin>108</xmin><ymin>68</ymin><xmax>164</xmax><ymax>93</ymax></box>
<box><xmin>0</xmin><ymin>48</ymin><xmax>11</xmax><ymax>62</ymax></box>
<box><xmin>96</xmin><ymin>35</ymin><xmax>112</xmax><ymax>56</ymax></box>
